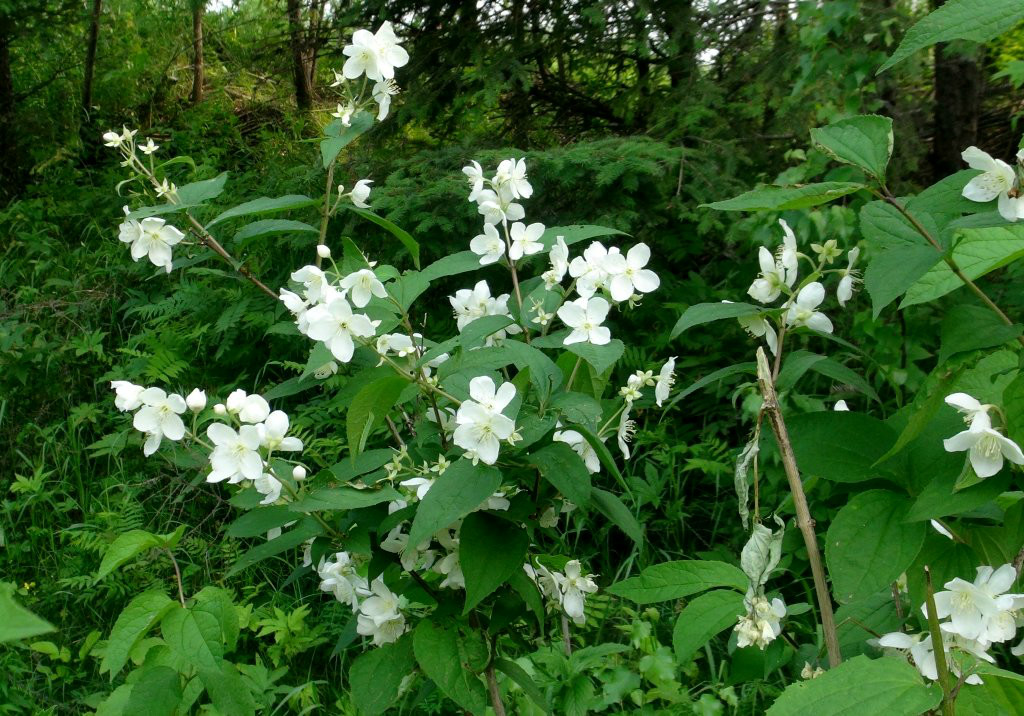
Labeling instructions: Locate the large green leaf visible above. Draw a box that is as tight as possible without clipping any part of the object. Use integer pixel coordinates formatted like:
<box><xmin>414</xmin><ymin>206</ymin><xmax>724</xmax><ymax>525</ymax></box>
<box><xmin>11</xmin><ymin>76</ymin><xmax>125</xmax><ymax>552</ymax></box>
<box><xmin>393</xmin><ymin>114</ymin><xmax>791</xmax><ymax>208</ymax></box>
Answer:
<box><xmin>345</xmin><ymin>206</ymin><xmax>420</xmax><ymax>269</ymax></box>
<box><xmin>175</xmin><ymin>172</ymin><xmax>229</xmax><ymax>205</ymax></box>
<box><xmin>95</xmin><ymin>527</ymin><xmax>183</xmax><ymax>582</ymax></box>
<box><xmin>126</xmin><ymin>666</ymin><xmax>182</xmax><ymax>716</ymax></box>
<box><xmin>785</xmin><ymin>411</ymin><xmax>900</xmax><ymax>483</ymax></box>
<box><xmin>100</xmin><ymin>590</ymin><xmax>176</xmax><ymax>677</ymax></box>
<box><xmin>703</xmin><ymin>182</ymin><xmax>865</xmax><ymax>211</ymax></box>
<box><xmin>407</xmin><ymin>460</ymin><xmax>501</xmax><ymax>547</ymax></box>
<box><xmin>234</xmin><ymin>219</ymin><xmax>318</xmax><ymax>246</ymax></box>
<box><xmin>227</xmin><ymin>518</ymin><xmax>322</xmax><ymax>577</ymax></box>
<box><xmin>766</xmin><ymin>655</ymin><xmax>941</xmax><ymax>715</ymax></box>
<box><xmin>567</xmin><ymin>338</ymin><xmax>624</xmax><ymax>375</ymax></box>
<box><xmin>879</xmin><ymin>0</ymin><xmax>1024</xmax><ymax>73</ymax></box>
<box><xmin>349</xmin><ymin>634</ymin><xmax>416</xmax><ymax>715</ymax></box>
<box><xmin>825</xmin><ymin>490</ymin><xmax>926</xmax><ymax>604</ymax></box>
<box><xmin>347</xmin><ymin>376</ymin><xmax>410</xmax><ymax>457</ymax></box>
<box><xmin>413</xmin><ymin>621</ymin><xmax>488</xmax><ymax>715</ymax></box>
<box><xmin>289</xmin><ymin>485</ymin><xmax>402</xmax><ymax>513</ymax></box>
<box><xmin>529</xmin><ymin>442</ymin><xmax>592</xmax><ymax>506</ymax></box>
<box><xmin>198</xmin><ymin>661</ymin><xmax>257</xmax><ymax>716</ymax></box>
<box><xmin>590</xmin><ymin>488</ymin><xmax>643</xmax><ymax>544</ymax></box>
<box><xmin>225</xmin><ymin>505</ymin><xmax>296</xmax><ymax>538</ymax></box>
<box><xmin>459</xmin><ymin>512</ymin><xmax>529</xmax><ymax>613</ymax></box>
<box><xmin>672</xmin><ymin>589</ymin><xmax>745</xmax><ymax>663</ymax></box>
<box><xmin>207</xmin><ymin>195</ymin><xmax>318</xmax><ymax>227</ymax></box>
<box><xmin>938</xmin><ymin>304</ymin><xmax>1023</xmax><ymax>364</ymax></box>
<box><xmin>321</xmin><ymin>111</ymin><xmax>374</xmax><ymax>165</ymax></box>
<box><xmin>605</xmin><ymin>560</ymin><xmax>747</xmax><ymax>603</ymax></box>
<box><xmin>160</xmin><ymin>604</ymin><xmax>223</xmax><ymax>670</ymax></box>
<box><xmin>902</xmin><ymin>225</ymin><xmax>1024</xmax><ymax>307</ymax></box>
<box><xmin>810</xmin><ymin>115</ymin><xmax>893</xmax><ymax>180</ymax></box>
<box><xmin>0</xmin><ymin>583</ymin><xmax>55</xmax><ymax>643</ymax></box>
<box><xmin>671</xmin><ymin>302</ymin><xmax>763</xmax><ymax>338</ymax></box>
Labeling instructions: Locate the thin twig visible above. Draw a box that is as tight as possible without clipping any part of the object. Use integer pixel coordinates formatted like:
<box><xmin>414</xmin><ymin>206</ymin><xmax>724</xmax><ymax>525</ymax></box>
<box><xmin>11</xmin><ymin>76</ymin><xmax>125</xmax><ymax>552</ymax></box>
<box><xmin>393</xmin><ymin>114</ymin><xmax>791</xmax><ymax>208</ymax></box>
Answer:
<box><xmin>164</xmin><ymin>548</ymin><xmax>187</xmax><ymax>608</ymax></box>
<box><xmin>316</xmin><ymin>160</ymin><xmax>336</xmax><ymax>268</ymax></box>
<box><xmin>485</xmin><ymin>661</ymin><xmax>507</xmax><ymax>716</ymax></box>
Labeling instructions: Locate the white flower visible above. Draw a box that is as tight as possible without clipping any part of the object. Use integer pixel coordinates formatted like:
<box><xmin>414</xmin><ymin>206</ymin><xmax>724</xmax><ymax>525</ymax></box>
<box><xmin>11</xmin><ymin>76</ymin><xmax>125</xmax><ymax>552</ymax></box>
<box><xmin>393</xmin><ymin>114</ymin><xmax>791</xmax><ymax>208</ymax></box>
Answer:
<box><xmin>553</xmin><ymin>429</ymin><xmax>601</xmax><ymax>474</ymax></box>
<box><xmin>470</xmin><ymin>223</ymin><xmax>505</xmax><ymax>265</ymax></box>
<box><xmin>120</xmin><ymin>216</ymin><xmax>184</xmax><ymax>273</ymax></box>
<box><xmin>350</xmin><ymin>179</ymin><xmax>373</xmax><ymax>209</ymax></box>
<box><xmin>433</xmin><ymin>530</ymin><xmax>464</xmax><ymax>590</ymax></box>
<box><xmin>930</xmin><ymin>519</ymin><xmax>954</xmax><ymax>540</ymax></box>
<box><xmin>785</xmin><ymin>282</ymin><xmax>833</xmax><ymax>333</ymax></box>
<box><xmin>747</xmin><ymin>246</ymin><xmax>794</xmax><ymax>304</ymax></box>
<box><xmin>524</xmin><ymin>561</ymin><xmax>562</xmax><ymax>602</ymax></box>
<box><xmin>305</xmin><ymin>294</ymin><xmax>376</xmax><ymax>362</ymax></box>
<box><xmin>139</xmin><ymin>138</ymin><xmax>159</xmax><ymax>155</ymax></box>
<box><xmin>736</xmin><ymin>311</ymin><xmax>779</xmax><ymax>355</ymax></box>
<box><xmin>342</xmin><ymin>29</ymin><xmax>384</xmax><ymax>81</ymax></box>
<box><xmin>186</xmin><ymin>388</ymin><xmax>207</xmax><ymax>413</ymax></box>
<box><xmin>569</xmin><ymin>242</ymin><xmax>614</xmax><ymax>297</ymax></box>
<box><xmin>777</xmin><ymin>219</ymin><xmax>799</xmax><ymax>279</ymax></box>
<box><xmin>132</xmin><ymin>388</ymin><xmax>188</xmax><ymax>456</ymax></box>
<box><xmin>945</xmin><ymin>392</ymin><xmax>991</xmax><ymax>426</ymax></box>
<box><xmin>878</xmin><ymin>631</ymin><xmax>991</xmax><ymax>685</ymax></box>
<box><xmin>655</xmin><ymin>356</ymin><xmax>676</xmax><ymax>407</ymax></box>
<box><xmin>339</xmin><ymin>268</ymin><xmax>388</xmax><ymax>307</ymax></box>
<box><xmin>495</xmin><ymin>158</ymin><xmax>533</xmax><ymax>200</ymax></box>
<box><xmin>475</xmin><ymin>188</ymin><xmax>524</xmax><ymax>225</ymax></box>
<box><xmin>453</xmin><ymin>376</ymin><xmax>517</xmax><ymax>464</ymax></box>
<box><xmin>253</xmin><ymin>473</ymin><xmax>283</xmax><ymax>505</ymax></box>
<box><xmin>356</xmin><ymin>577</ymin><xmax>407</xmax><ymax>646</ymax></box>
<box><xmin>400</xmin><ymin>476</ymin><xmax>435</xmax><ymax>500</ymax></box>
<box><xmin>291</xmin><ymin>265</ymin><xmax>328</xmax><ymax>303</ymax></box>
<box><xmin>257</xmin><ymin>410</ymin><xmax>303</xmax><ymax>452</ymax></box>
<box><xmin>318</xmin><ymin>552</ymin><xmax>370</xmax><ymax>610</ymax></box>
<box><xmin>543</xmin><ymin>235</ymin><xmax>570</xmax><ymax>288</ymax></box>
<box><xmin>155</xmin><ymin>179</ymin><xmax>177</xmax><ymax>199</ymax></box>
<box><xmin>552</xmin><ymin>560</ymin><xmax>598</xmax><ymax>625</ymax></box>
<box><xmin>463</xmin><ymin>160</ymin><xmax>485</xmax><ymax>202</ymax></box>
<box><xmin>734</xmin><ymin>593</ymin><xmax>786</xmax><ymax>650</ymax></box>
<box><xmin>837</xmin><ymin>247</ymin><xmax>861</xmax><ymax>306</ymax></box>
<box><xmin>834</xmin><ymin>400</ymin><xmax>850</xmax><ymax>411</ymax></box>
<box><xmin>943</xmin><ymin>410</ymin><xmax>1024</xmax><ymax>478</ymax></box>
<box><xmin>111</xmin><ymin>380</ymin><xmax>146</xmax><ymax>412</ymax></box>
<box><xmin>604</xmin><ymin>243</ymin><xmax>660</xmax><ymax>302</ymax></box>
<box><xmin>617</xmin><ymin>407</ymin><xmax>636</xmax><ymax>459</ymax></box>
<box><xmin>557</xmin><ymin>296</ymin><xmax>611</xmax><ymax>345</ymax></box>
<box><xmin>102</xmin><ymin>130</ymin><xmax>123</xmax><ymax>147</ymax></box>
<box><xmin>372</xmin><ymin>78</ymin><xmax>400</xmax><ymax>121</ymax></box>
<box><xmin>331</xmin><ymin>103</ymin><xmax>355</xmax><ymax>126</ymax></box>
<box><xmin>373</xmin><ymin>21</ymin><xmax>410</xmax><ymax>78</ymax></box>
<box><xmin>225</xmin><ymin>389</ymin><xmax>271</xmax><ymax>424</ymax></box>
<box><xmin>508</xmin><ymin>221</ymin><xmax>545</xmax><ymax>261</ymax></box>
<box><xmin>961</xmin><ymin>146</ymin><xmax>1022</xmax><ymax>222</ymax></box>
<box><xmin>929</xmin><ymin>564</ymin><xmax>1023</xmax><ymax>643</ymax></box>
<box><xmin>206</xmin><ymin>422</ymin><xmax>263</xmax><ymax>483</ymax></box>
<box><xmin>449</xmin><ymin>281</ymin><xmax>520</xmax><ymax>342</ymax></box>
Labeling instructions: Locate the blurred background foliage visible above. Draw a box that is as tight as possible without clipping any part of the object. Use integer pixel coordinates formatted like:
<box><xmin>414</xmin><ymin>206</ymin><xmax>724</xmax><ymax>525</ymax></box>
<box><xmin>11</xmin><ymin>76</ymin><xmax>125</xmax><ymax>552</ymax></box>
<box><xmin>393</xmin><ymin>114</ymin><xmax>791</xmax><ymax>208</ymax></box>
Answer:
<box><xmin>2</xmin><ymin>0</ymin><xmax>1024</xmax><ymax>712</ymax></box>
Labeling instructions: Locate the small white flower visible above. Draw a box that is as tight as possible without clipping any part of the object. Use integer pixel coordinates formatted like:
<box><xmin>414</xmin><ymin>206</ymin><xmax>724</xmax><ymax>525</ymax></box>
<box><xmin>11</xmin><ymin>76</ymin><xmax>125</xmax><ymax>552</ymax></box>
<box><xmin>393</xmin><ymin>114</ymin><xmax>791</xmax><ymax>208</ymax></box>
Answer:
<box><xmin>318</xmin><ymin>552</ymin><xmax>370</xmax><ymax>610</ymax></box>
<box><xmin>453</xmin><ymin>377</ymin><xmax>517</xmax><ymax>465</ymax></box>
<box><xmin>111</xmin><ymin>380</ymin><xmax>146</xmax><ymax>412</ymax></box>
<box><xmin>834</xmin><ymin>400</ymin><xmax>850</xmax><ymax>412</ymax></box>
<box><xmin>557</xmin><ymin>296</ymin><xmax>611</xmax><ymax>345</ymax></box>
<box><xmin>292</xmin><ymin>465</ymin><xmax>307</xmax><ymax>480</ymax></box>
<box><xmin>185</xmin><ymin>388</ymin><xmax>207</xmax><ymax>413</ymax></box>
<box><xmin>342</xmin><ymin>29</ymin><xmax>384</xmax><ymax>82</ymax></box>
<box><xmin>206</xmin><ymin>422</ymin><xmax>263</xmax><ymax>483</ymax></box>
<box><xmin>552</xmin><ymin>560</ymin><xmax>598</xmax><ymax>625</ymax></box>
<box><xmin>400</xmin><ymin>476</ymin><xmax>435</xmax><ymax>500</ymax></box>
<box><xmin>543</xmin><ymin>235</ymin><xmax>570</xmax><ymax>288</ymax></box>
<box><xmin>317</xmin><ymin>244</ymin><xmax>331</xmax><ymax>259</ymax></box>
<box><xmin>120</xmin><ymin>216</ymin><xmax>184</xmax><ymax>273</ymax></box>
<box><xmin>553</xmin><ymin>429</ymin><xmax>601</xmax><ymax>474</ymax></box>
<box><xmin>257</xmin><ymin>410</ymin><xmax>303</xmax><ymax>452</ymax></box>
<box><xmin>291</xmin><ymin>265</ymin><xmax>328</xmax><ymax>303</ymax></box>
<box><xmin>929</xmin><ymin>564</ymin><xmax>1022</xmax><ymax>643</ymax></box>
<box><xmin>339</xmin><ymin>268</ymin><xmax>388</xmax><ymax>308</ymax></box>
<box><xmin>943</xmin><ymin>410</ymin><xmax>1024</xmax><ymax>478</ymax></box>
<box><xmin>495</xmin><ymin>158</ymin><xmax>533</xmax><ymax>200</ymax></box>
<box><xmin>604</xmin><ymin>243</ymin><xmax>660</xmax><ymax>302</ymax></box>
<box><xmin>253</xmin><ymin>472</ymin><xmax>283</xmax><ymax>505</ymax></box>
<box><xmin>945</xmin><ymin>392</ymin><xmax>991</xmax><ymax>426</ymax></box>
<box><xmin>837</xmin><ymin>247</ymin><xmax>861</xmax><ymax>306</ymax></box>
<box><xmin>734</xmin><ymin>593</ymin><xmax>787</xmax><ymax>650</ymax></box>
<box><xmin>331</xmin><ymin>102</ymin><xmax>355</xmax><ymax>126</ymax></box>
<box><xmin>463</xmin><ymin>160</ymin><xmax>485</xmax><ymax>202</ymax></box>
<box><xmin>508</xmin><ymin>221</ymin><xmax>545</xmax><ymax>261</ymax></box>
<box><xmin>785</xmin><ymin>282</ymin><xmax>833</xmax><ymax>333</ymax></box>
<box><xmin>475</xmin><ymin>188</ymin><xmax>524</xmax><ymax>226</ymax></box>
<box><xmin>132</xmin><ymin>388</ymin><xmax>188</xmax><ymax>456</ymax></box>
<box><xmin>617</xmin><ymin>407</ymin><xmax>636</xmax><ymax>459</ymax></box>
<box><xmin>350</xmin><ymin>179</ymin><xmax>373</xmax><ymax>208</ymax></box>
<box><xmin>372</xmin><ymin>78</ymin><xmax>400</xmax><ymax>121</ymax></box>
<box><xmin>305</xmin><ymin>294</ymin><xmax>376</xmax><ymax>362</ymax></box>
<box><xmin>961</xmin><ymin>146</ymin><xmax>1023</xmax><ymax>222</ymax></box>
<box><xmin>569</xmin><ymin>242</ymin><xmax>613</xmax><ymax>298</ymax></box>
<box><xmin>655</xmin><ymin>356</ymin><xmax>676</xmax><ymax>407</ymax></box>
<box><xmin>102</xmin><ymin>130</ymin><xmax>123</xmax><ymax>147</ymax></box>
<box><xmin>225</xmin><ymin>389</ymin><xmax>271</xmax><ymax>424</ymax></box>
<box><xmin>356</xmin><ymin>577</ymin><xmax>407</xmax><ymax>646</ymax></box>
<box><xmin>139</xmin><ymin>138</ymin><xmax>159</xmax><ymax>155</ymax></box>
<box><xmin>470</xmin><ymin>223</ymin><xmax>505</xmax><ymax>265</ymax></box>
<box><xmin>737</xmin><ymin>313</ymin><xmax>779</xmax><ymax>355</ymax></box>
<box><xmin>747</xmin><ymin>246</ymin><xmax>794</xmax><ymax>304</ymax></box>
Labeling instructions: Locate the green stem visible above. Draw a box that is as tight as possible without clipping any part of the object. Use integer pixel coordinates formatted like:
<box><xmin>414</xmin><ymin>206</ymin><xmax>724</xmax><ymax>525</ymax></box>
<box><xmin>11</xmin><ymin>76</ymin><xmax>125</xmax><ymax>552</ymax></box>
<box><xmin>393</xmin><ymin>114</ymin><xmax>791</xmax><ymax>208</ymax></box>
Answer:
<box><xmin>924</xmin><ymin>566</ymin><xmax>956</xmax><ymax>716</ymax></box>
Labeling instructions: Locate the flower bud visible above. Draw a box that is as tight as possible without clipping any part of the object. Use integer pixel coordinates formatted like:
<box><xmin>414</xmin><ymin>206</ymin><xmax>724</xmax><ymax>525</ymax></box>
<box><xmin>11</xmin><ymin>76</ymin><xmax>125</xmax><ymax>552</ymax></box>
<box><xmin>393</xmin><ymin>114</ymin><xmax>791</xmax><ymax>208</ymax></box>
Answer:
<box><xmin>186</xmin><ymin>388</ymin><xmax>207</xmax><ymax>412</ymax></box>
<box><xmin>292</xmin><ymin>465</ymin><xmax>307</xmax><ymax>480</ymax></box>
<box><xmin>213</xmin><ymin>403</ymin><xmax>227</xmax><ymax>415</ymax></box>
<box><xmin>317</xmin><ymin>244</ymin><xmax>331</xmax><ymax>259</ymax></box>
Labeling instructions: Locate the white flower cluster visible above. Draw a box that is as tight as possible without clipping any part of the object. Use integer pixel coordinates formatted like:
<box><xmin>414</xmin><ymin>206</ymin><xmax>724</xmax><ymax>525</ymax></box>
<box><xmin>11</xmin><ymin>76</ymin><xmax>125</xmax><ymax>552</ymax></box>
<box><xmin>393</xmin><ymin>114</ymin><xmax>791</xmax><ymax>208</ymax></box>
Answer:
<box><xmin>452</xmin><ymin>376</ymin><xmax>520</xmax><ymax>465</ymax></box>
<box><xmin>739</xmin><ymin>219</ymin><xmax>860</xmax><ymax>355</ymax></box>
<box><xmin>523</xmin><ymin>559</ymin><xmax>599</xmax><ymax>625</ymax></box>
<box><xmin>111</xmin><ymin>382</ymin><xmax>305</xmax><ymax>506</ymax></box>
<box><xmin>942</xmin><ymin>393</ymin><xmax>1024</xmax><ymax>478</ymax></box>
<box><xmin>318</xmin><ymin>552</ymin><xmax>409</xmax><ymax>646</ymax></box>
<box><xmin>961</xmin><ymin>146</ymin><xmax>1024</xmax><ymax>222</ymax></box>
<box><xmin>609</xmin><ymin>357</ymin><xmax>676</xmax><ymax>460</ymax></box>
<box><xmin>330</xmin><ymin>22</ymin><xmax>409</xmax><ymax>124</ymax></box>
<box><xmin>449</xmin><ymin>280</ymin><xmax>522</xmax><ymax>345</ymax></box>
<box><xmin>734</xmin><ymin>592</ymin><xmax>787</xmax><ymax>650</ymax></box>
<box><xmin>878</xmin><ymin>563</ymin><xmax>1024</xmax><ymax>685</ymax></box>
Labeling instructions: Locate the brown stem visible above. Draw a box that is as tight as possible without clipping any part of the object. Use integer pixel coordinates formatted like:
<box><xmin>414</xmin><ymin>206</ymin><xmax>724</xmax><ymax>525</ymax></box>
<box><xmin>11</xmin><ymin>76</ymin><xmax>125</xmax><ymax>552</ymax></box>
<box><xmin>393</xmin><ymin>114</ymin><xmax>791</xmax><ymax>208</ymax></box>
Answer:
<box><xmin>485</xmin><ymin>661</ymin><xmax>507</xmax><ymax>716</ymax></box>
<box><xmin>880</xmin><ymin>189</ymin><xmax>1024</xmax><ymax>348</ymax></box>
<box><xmin>184</xmin><ymin>214</ymin><xmax>277</xmax><ymax>299</ymax></box>
<box><xmin>316</xmin><ymin>160</ymin><xmax>335</xmax><ymax>268</ymax></box>
<box><xmin>1013</xmin><ymin>544</ymin><xmax>1024</xmax><ymax>576</ymax></box>
<box><xmin>560</xmin><ymin>614</ymin><xmax>573</xmax><ymax>656</ymax></box>
<box><xmin>384</xmin><ymin>415</ymin><xmax>404</xmax><ymax>448</ymax></box>
<box><xmin>755</xmin><ymin>348</ymin><xmax>841</xmax><ymax>667</ymax></box>
<box><xmin>164</xmin><ymin>548</ymin><xmax>187</xmax><ymax>608</ymax></box>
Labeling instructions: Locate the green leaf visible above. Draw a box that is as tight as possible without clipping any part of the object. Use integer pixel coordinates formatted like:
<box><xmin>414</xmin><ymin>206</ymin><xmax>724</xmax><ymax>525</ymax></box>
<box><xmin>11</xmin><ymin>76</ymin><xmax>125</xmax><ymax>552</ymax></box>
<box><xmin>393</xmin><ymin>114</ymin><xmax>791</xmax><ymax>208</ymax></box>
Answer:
<box><xmin>459</xmin><ymin>512</ymin><xmax>529</xmax><ymax>613</ymax></box>
<box><xmin>345</xmin><ymin>206</ymin><xmax>420</xmax><ymax>269</ymax></box>
<box><xmin>835</xmin><ymin>591</ymin><xmax>902</xmax><ymax>659</ymax></box>
<box><xmin>672</xmin><ymin>589</ymin><xmax>745</xmax><ymax>663</ymax></box>
<box><xmin>938</xmin><ymin>304</ymin><xmax>1022</xmax><ymax>364</ymax></box>
<box><xmin>100</xmin><ymin>590</ymin><xmax>176</xmax><ymax>677</ymax></box>
<box><xmin>234</xmin><ymin>219</ymin><xmax>318</xmax><ymax>246</ymax></box>
<box><xmin>786</xmin><ymin>411</ymin><xmax>900</xmax><ymax>483</ymax></box>
<box><xmin>550</xmin><ymin>391</ymin><xmax>603</xmax><ymax>428</ymax></box>
<box><xmin>668</xmin><ymin>362</ymin><xmax>757</xmax><ymax>408</ymax></box>
<box><xmin>906</xmin><ymin>471</ymin><xmax>1010</xmax><ymax>522</ymax></box>
<box><xmin>193</xmin><ymin>587</ymin><xmax>240</xmax><ymax>653</ymax></box>
<box><xmin>459</xmin><ymin>315</ymin><xmax>516</xmax><ymax>349</ymax></box>
<box><xmin>590</xmin><ymin>488</ymin><xmax>643</xmax><ymax>544</ymax></box>
<box><xmin>859</xmin><ymin>200</ymin><xmax>943</xmax><ymax>317</ymax></box>
<box><xmin>160</xmin><ymin>604</ymin><xmax>222</xmax><ymax>671</ymax></box>
<box><xmin>567</xmin><ymin>338</ymin><xmax>624</xmax><ymax>376</ymax></box>
<box><xmin>347</xmin><ymin>376</ymin><xmax>410</xmax><ymax>457</ymax></box>
<box><xmin>879</xmin><ymin>0</ymin><xmax>1024</xmax><ymax>73</ymax></box>
<box><xmin>494</xmin><ymin>658</ymin><xmax>550</xmax><ymax>713</ymax></box>
<box><xmin>126</xmin><ymin>666</ymin><xmax>182</xmax><ymax>716</ymax></box>
<box><xmin>198</xmin><ymin>661</ymin><xmax>257</xmax><ymax>716</ymax></box>
<box><xmin>671</xmin><ymin>302</ymin><xmax>763</xmax><ymax>338</ymax></box>
<box><xmin>605</xmin><ymin>560</ymin><xmax>747</xmax><ymax>604</ymax></box>
<box><xmin>825</xmin><ymin>490</ymin><xmax>927</xmax><ymax>603</ymax></box>
<box><xmin>810</xmin><ymin>115</ymin><xmax>893</xmax><ymax>180</ymax></box>
<box><xmin>289</xmin><ymin>485</ymin><xmax>403</xmax><ymax>513</ymax></box>
<box><xmin>529</xmin><ymin>442</ymin><xmax>592</xmax><ymax>506</ymax></box>
<box><xmin>95</xmin><ymin>530</ymin><xmax>163</xmax><ymax>582</ymax></box>
<box><xmin>413</xmin><ymin>621</ymin><xmax>488</xmax><ymax>715</ymax></box>
<box><xmin>225</xmin><ymin>505</ymin><xmax>296</xmax><ymax>538</ymax></box>
<box><xmin>0</xmin><ymin>583</ymin><xmax>55</xmax><ymax>643</ymax></box>
<box><xmin>407</xmin><ymin>460</ymin><xmax>501</xmax><ymax>547</ymax></box>
<box><xmin>227</xmin><ymin>518</ymin><xmax>322</xmax><ymax>577</ymax></box>
<box><xmin>328</xmin><ymin>449</ymin><xmax>395</xmax><ymax>482</ymax></box>
<box><xmin>321</xmin><ymin>111</ymin><xmax>374</xmax><ymax>165</ymax></box>
<box><xmin>767</xmin><ymin>655</ymin><xmax>941</xmax><ymax>715</ymax></box>
<box><xmin>902</xmin><ymin>224</ymin><xmax>1024</xmax><ymax>307</ymax></box>
<box><xmin>207</xmin><ymin>195</ymin><xmax>318</xmax><ymax>227</ymax></box>
<box><xmin>419</xmin><ymin>251</ymin><xmax>482</xmax><ymax>282</ymax></box>
<box><xmin>703</xmin><ymin>182</ymin><xmax>865</xmax><ymax>211</ymax></box>
<box><xmin>349</xmin><ymin>634</ymin><xmax>416</xmax><ymax>715</ymax></box>
<box><xmin>175</xmin><ymin>172</ymin><xmax>228</xmax><ymax>205</ymax></box>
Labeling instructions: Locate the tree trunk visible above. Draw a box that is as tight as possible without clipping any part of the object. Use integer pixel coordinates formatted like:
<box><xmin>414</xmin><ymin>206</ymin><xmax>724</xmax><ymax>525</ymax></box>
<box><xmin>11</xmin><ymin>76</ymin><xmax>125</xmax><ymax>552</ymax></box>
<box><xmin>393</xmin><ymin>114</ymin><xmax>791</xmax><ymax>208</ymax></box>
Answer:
<box><xmin>930</xmin><ymin>0</ymin><xmax>983</xmax><ymax>179</ymax></box>
<box><xmin>662</xmin><ymin>0</ymin><xmax>696</xmax><ymax>89</ymax></box>
<box><xmin>286</xmin><ymin>0</ymin><xmax>312</xmax><ymax>110</ymax></box>
<box><xmin>191</xmin><ymin>1</ymin><xmax>205</xmax><ymax>105</ymax></box>
<box><xmin>82</xmin><ymin>0</ymin><xmax>102</xmax><ymax>111</ymax></box>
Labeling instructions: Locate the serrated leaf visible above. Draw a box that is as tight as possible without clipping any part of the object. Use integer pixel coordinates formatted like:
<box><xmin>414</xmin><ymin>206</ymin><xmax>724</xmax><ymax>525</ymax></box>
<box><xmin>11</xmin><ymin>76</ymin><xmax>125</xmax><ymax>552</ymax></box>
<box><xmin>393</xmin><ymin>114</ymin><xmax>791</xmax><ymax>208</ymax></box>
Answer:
<box><xmin>785</xmin><ymin>411</ymin><xmax>900</xmax><ymax>483</ymax></box>
<box><xmin>810</xmin><ymin>115</ymin><xmax>893</xmax><ymax>180</ymax></box>
<box><xmin>100</xmin><ymin>590</ymin><xmax>176</xmax><ymax>677</ymax></box>
<box><xmin>672</xmin><ymin>590</ymin><xmax>745</xmax><ymax>663</ymax></box>
<box><xmin>703</xmin><ymin>182</ymin><xmax>865</xmax><ymax>211</ymax></box>
<box><xmin>413</xmin><ymin>621</ymin><xmax>488</xmax><ymax>714</ymax></box>
<box><xmin>938</xmin><ymin>305</ymin><xmax>1022</xmax><ymax>364</ymax></box>
<box><xmin>321</xmin><ymin>111</ymin><xmax>374</xmax><ymax>165</ymax></box>
<box><xmin>349</xmin><ymin>634</ymin><xmax>416</xmax><ymax>715</ymax></box>
<box><xmin>606</xmin><ymin>560</ymin><xmax>747</xmax><ymax>603</ymax></box>
<box><xmin>95</xmin><ymin>530</ymin><xmax>164</xmax><ymax>582</ymax></box>
<box><xmin>407</xmin><ymin>460</ymin><xmax>501</xmax><ymax>548</ymax></box>
<box><xmin>529</xmin><ymin>442</ymin><xmax>593</xmax><ymax>506</ymax></box>
<box><xmin>459</xmin><ymin>512</ymin><xmax>529</xmax><ymax>613</ymax></box>
<box><xmin>126</xmin><ymin>666</ymin><xmax>182</xmax><ymax>716</ymax></box>
<box><xmin>567</xmin><ymin>338</ymin><xmax>624</xmax><ymax>375</ymax></box>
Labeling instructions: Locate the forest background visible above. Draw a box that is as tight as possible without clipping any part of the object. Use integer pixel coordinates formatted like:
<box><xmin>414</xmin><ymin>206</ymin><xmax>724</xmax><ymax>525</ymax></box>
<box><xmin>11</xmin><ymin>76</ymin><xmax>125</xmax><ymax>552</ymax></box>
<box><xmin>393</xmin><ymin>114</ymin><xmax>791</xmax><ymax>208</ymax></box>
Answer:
<box><xmin>3</xmin><ymin>0</ymin><xmax>1024</xmax><ymax>713</ymax></box>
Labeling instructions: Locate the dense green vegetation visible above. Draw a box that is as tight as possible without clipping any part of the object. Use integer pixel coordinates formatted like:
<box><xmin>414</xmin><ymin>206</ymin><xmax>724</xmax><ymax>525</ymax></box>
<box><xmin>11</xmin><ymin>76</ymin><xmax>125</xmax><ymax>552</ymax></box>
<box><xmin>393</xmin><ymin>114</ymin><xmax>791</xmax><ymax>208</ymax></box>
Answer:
<box><xmin>5</xmin><ymin>0</ymin><xmax>1024</xmax><ymax>714</ymax></box>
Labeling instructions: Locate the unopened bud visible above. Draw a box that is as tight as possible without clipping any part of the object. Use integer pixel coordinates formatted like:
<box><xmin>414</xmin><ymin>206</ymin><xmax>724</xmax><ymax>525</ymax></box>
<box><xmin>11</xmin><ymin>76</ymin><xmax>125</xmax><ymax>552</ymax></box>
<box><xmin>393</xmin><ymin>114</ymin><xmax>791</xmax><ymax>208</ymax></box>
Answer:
<box><xmin>317</xmin><ymin>244</ymin><xmax>331</xmax><ymax>259</ymax></box>
<box><xmin>292</xmin><ymin>465</ymin><xmax>307</xmax><ymax>480</ymax></box>
<box><xmin>186</xmin><ymin>388</ymin><xmax>207</xmax><ymax>412</ymax></box>
<box><xmin>213</xmin><ymin>403</ymin><xmax>227</xmax><ymax>416</ymax></box>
